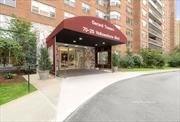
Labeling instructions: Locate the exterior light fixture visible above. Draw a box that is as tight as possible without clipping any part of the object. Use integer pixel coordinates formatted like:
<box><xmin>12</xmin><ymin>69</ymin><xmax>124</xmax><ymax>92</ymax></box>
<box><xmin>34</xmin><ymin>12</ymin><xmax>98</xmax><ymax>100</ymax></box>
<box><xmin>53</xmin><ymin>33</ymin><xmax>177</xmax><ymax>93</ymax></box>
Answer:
<box><xmin>95</xmin><ymin>44</ymin><xmax>98</xmax><ymax>46</ymax></box>
<box><xmin>79</xmin><ymin>37</ymin><xmax>83</xmax><ymax>40</ymax></box>
<box><xmin>73</xmin><ymin>40</ymin><xmax>76</xmax><ymax>43</ymax></box>
<box><xmin>102</xmin><ymin>42</ymin><xmax>105</xmax><ymax>45</ymax></box>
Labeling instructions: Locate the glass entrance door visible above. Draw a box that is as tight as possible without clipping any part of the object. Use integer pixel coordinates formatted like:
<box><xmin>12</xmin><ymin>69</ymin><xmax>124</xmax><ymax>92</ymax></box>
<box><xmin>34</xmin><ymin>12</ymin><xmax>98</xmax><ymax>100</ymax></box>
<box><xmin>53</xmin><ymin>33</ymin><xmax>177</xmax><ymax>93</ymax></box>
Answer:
<box><xmin>59</xmin><ymin>47</ymin><xmax>75</xmax><ymax>70</ymax></box>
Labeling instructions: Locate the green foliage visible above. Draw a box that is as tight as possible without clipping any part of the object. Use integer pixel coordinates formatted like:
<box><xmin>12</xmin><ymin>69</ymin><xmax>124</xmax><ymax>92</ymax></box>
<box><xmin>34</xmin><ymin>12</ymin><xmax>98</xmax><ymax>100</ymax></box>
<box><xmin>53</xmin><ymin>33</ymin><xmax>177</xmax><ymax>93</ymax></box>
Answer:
<box><xmin>140</xmin><ymin>48</ymin><xmax>165</xmax><ymax>68</ymax></box>
<box><xmin>132</xmin><ymin>54</ymin><xmax>144</xmax><ymax>68</ymax></box>
<box><xmin>0</xmin><ymin>38</ymin><xmax>23</xmax><ymax>66</ymax></box>
<box><xmin>112</xmin><ymin>52</ymin><xmax>120</xmax><ymax>67</ymax></box>
<box><xmin>168</xmin><ymin>48</ymin><xmax>180</xmax><ymax>67</ymax></box>
<box><xmin>8</xmin><ymin>17</ymin><xmax>37</xmax><ymax>65</ymax></box>
<box><xmin>3</xmin><ymin>73</ymin><xmax>16</xmax><ymax>79</ymax></box>
<box><xmin>119</xmin><ymin>55</ymin><xmax>134</xmax><ymax>68</ymax></box>
<box><xmin>38</xmin><ymin>47</ymin><xmax>52</xmax><ymax>71</ymax></box>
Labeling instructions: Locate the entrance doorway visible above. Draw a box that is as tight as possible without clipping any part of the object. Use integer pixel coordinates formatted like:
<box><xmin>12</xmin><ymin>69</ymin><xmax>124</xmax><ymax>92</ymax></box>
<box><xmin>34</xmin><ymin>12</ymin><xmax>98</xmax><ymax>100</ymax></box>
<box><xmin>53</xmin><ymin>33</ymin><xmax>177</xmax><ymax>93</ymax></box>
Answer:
<box><xmin>58</xmin><ymin>44</ymin><xmax>85</xmax><ymax>70</ymax></box>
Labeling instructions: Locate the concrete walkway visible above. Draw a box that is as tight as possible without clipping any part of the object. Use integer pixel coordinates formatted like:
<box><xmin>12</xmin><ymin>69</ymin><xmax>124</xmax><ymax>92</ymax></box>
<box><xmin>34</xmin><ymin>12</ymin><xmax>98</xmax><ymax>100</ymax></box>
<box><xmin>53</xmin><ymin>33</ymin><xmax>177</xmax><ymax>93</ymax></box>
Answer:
<box><xmin>0</xmin><ymin>74</ymin><xmax>62</xmax><ymax>122</ymax></box>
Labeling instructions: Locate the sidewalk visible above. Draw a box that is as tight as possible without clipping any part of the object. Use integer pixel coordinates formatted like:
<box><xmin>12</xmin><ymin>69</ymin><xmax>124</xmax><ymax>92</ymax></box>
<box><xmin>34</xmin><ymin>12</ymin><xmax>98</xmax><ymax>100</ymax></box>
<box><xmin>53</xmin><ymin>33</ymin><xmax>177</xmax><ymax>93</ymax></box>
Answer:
<box><xmin>0</xmin><ymin>74</ymin><xmax>62</xmax><ymax>122</ymax></box>
<box><xmin>56</xmin><ymin>69</ymin><xmax>180</xmax><ymax>122</ymax></box>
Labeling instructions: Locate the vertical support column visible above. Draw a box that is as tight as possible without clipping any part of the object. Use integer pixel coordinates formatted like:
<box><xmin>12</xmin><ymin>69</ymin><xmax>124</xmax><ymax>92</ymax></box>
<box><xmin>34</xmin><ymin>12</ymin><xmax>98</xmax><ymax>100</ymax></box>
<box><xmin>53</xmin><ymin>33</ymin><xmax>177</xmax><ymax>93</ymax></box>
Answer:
<box><xmin>108</xmin><ymin>46</ymin><xmax>112</xmax><ymax>69</ymax></box>
<box><xmin>46</xmin><ymin>37</ymin><xmax>56</xmax><ymax>75</ymax></box>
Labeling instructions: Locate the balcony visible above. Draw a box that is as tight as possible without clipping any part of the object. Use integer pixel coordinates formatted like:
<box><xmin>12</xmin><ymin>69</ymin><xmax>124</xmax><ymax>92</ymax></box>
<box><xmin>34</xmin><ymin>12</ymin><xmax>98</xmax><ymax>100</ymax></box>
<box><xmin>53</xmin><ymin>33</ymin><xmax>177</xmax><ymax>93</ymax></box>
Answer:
<box><xmin>148</xmin><ymin>27</ymin><xmax>162</xmax><ymax>38</ymax></box>
<box><xmin>152</xmin><ymin>0</ymin><xmax>162</xmax><ymax>9</ymax></box>
<box><xmin>149</xmin><ymin>0</ymin><xmax>162</xmax><ymax>15</ymax></box>
<box><xmin>148</xmin><ymin>41</ymin><xmax>162</xmax><ymax>49</ymax></box>
<box><xmin>149</xmin><ymin>22</ymin><xmax>162</xmax><ymax>32</ymax></box>
<box><xmin>149</xmin><ymin>38</ymin><xmax>163</xmax><ymax>47</ymax></box>
<box><xmin>149</xmin><ymin>19</ymin><xmax>162</xmax><ymax>30</ymax></box>
<box><xmin>148</xmin><ymin>8</ymin><xmax>162</xmax><ymax>23</ymax></box>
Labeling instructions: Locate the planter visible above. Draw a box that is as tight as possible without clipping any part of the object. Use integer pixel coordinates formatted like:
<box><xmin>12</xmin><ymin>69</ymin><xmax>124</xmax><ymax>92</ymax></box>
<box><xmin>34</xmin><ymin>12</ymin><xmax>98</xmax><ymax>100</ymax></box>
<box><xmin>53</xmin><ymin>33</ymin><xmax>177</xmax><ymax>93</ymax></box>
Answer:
<box><xmin>112</xmin><ymin>66</ymin><xmax>118</xmax><ymax>72</ymax></box>
<box><xmin>38</xmin><ymin>70</ymin><xmax>49</xmax><ymax>80</ymax></box>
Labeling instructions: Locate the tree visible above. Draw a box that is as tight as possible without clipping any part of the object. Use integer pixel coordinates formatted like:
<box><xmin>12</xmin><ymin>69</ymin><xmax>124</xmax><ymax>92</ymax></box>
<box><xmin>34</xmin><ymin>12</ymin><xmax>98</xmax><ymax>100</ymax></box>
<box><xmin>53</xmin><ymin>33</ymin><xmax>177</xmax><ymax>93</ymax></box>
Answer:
<box><xmin>0</xmin><ymin>38</ymin><xmax>23</xmax><ymax>67</ymax></box>
<box><xmin>168</xmin><ymin>48</ymin><xmax>180</xmax><ymax>67</ymax></box>
<box><xmin>8</xmin><ymin>16</ymin><xmax>37</xmax><ymax>65</ymax></box>
<box><xmin>140</xmin><ymin>48</ymin><xmax>165</xmax><ymax>68</ymax></box>
<box><xmin>38</xmin><ymin>48</ymin><xmax>52</xmax><ymax>71</ymax></box>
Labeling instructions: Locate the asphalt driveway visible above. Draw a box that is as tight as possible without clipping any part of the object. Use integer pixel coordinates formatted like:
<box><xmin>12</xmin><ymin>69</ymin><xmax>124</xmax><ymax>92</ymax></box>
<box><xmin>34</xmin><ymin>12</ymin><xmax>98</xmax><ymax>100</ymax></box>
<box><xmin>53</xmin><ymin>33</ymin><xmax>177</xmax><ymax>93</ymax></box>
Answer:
<box><xmin>65</xmin><ymin>71</ymin><xmax>180</xmax><ymax>122</ymax></box>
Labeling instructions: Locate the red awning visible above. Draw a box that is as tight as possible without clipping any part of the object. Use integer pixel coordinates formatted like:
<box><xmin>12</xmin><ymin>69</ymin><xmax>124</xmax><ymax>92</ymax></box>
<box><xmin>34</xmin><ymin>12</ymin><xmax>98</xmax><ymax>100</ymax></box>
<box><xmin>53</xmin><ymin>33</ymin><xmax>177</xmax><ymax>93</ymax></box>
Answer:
<box><xmin>46</xmin><ymin>16</ymin><xmax>127</xmax><ymax>46</ymax></box>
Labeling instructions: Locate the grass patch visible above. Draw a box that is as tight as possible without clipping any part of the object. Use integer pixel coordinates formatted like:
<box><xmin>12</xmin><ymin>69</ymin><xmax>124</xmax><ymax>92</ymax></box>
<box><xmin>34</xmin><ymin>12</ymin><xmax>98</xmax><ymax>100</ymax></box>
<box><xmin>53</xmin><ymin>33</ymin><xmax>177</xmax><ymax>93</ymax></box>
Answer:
<box><xmin>120</xmin><ymin>67</ymin><xmax>179</xmax><ymax>72</ymax></box>
<box><xmin>0</xmin><ymin>82</ymin><xmax>36</xmax><ymax>105</ymax></box>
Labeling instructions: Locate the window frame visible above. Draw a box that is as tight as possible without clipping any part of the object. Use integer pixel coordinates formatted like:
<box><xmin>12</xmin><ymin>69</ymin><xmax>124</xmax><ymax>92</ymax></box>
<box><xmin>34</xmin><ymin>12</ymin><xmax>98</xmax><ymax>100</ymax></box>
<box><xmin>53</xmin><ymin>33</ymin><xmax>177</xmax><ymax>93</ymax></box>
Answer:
<box><xmin>0</xmin><ymin>0</ymin><xmax>16</xmax><ymax>7</ymax></box>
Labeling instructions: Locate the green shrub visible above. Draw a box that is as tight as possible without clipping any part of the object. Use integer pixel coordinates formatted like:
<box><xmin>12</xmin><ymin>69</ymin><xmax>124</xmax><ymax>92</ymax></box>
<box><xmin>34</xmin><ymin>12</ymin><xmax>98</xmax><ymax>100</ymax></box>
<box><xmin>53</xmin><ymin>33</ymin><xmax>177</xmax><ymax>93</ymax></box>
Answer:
<box><xmin>140</xmin><ymin>48</ymin><xmax>165</xmax><ymax>68</ymax></box>
<box><xmin>112</xmin><ymin>52</ymin><xmax>120</xmax><ymax>67</ymax></box>
<box><xmin>132</xmin><ymin>54</ymin><xmax>143</xmax><ymax>68</ymax></box>
<box><xmin>3</xmin><ymin>73</ymin><xmax>16</xmax><ymax>79</ymax></box>
<box><xmin>38</xmin><ymin>47</ymin><xmax>52</xmax><ymax>71</ymax></box>
<box><xmin>168</xmin><ymin>48</ymin><xmax>180</xmax><ymax>67</ymax></box>
<box><xmin>119</xmin><ymin>55</ymin><xmax>134</xmax><ymax>68</ymax></box>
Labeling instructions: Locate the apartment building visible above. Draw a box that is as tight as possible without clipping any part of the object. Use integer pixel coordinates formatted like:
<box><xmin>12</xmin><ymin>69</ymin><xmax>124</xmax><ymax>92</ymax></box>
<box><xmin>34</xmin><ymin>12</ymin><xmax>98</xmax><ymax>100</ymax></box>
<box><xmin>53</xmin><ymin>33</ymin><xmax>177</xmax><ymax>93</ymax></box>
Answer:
<box><xmin>0</xmin><ymin>0</ymin><xmax>176</xmax><ymax>53</ymax></box>
<box><xmin>176</xmin><ymin>20</ymin><xmax>180</xmax><ymax>48</ymax></box>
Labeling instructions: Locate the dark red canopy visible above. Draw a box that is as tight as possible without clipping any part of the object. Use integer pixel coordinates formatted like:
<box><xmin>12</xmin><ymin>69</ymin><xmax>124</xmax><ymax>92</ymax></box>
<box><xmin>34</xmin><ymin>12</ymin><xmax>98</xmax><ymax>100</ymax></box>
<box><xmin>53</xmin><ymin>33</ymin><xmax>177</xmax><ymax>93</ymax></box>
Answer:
<box><xmin>47</xmin><ymin>16</ymin><xmax>127</xmax><ymax>47</ymax></box>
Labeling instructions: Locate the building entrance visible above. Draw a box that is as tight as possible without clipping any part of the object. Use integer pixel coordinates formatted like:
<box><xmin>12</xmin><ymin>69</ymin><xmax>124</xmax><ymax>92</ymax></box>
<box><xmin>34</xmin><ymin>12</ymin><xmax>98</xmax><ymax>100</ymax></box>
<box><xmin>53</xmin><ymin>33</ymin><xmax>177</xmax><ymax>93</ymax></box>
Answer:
<box><xmin>58</xmin><ymin>44</ymin><xmax>85</xmax><ymax>70</ymax></box>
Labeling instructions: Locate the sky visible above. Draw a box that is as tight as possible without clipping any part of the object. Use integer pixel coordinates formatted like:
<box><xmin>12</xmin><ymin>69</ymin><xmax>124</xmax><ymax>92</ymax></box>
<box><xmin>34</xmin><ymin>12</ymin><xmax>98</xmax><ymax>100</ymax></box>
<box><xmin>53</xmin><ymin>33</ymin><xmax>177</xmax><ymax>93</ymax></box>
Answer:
<box><xmin>177</xmin><ymin>0</ymin><xmax>180</xmax><ymax>20</ymax></box>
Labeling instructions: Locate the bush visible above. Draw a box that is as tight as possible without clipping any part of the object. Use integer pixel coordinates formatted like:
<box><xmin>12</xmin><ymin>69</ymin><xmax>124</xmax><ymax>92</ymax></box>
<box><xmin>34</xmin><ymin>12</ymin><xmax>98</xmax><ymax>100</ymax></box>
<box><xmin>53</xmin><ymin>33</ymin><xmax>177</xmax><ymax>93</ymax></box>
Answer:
<box><xmin>38</xmin><ymin>47</ymin><xmax>52</xmax><ymax>71</ymax></box>
<box><xmin>168</xmin><ymin>48</ymin><xmax>180</xmax><ymax>67</ymax></box>
<box><xmin>3</xmin><ymin>73</ymin><xmax>16</xmax><ymax>79</ymax></box>
<box><xmin>132</xmin><ymin>54</ymin><xmax>144</xmax><ymax>68</ymax></box>
<box><xmin>112</xmin><ymin>52</ymin><xmax>120</xmax><ymax>67</ymax></box>
<box><xmin>140</xmin><ymin>48</ymin><xmax>165</xmax><ymax>68</ymax></box>
<box><xmin>119</xmin><ymin>55</ymin><xmax>134</xmax><ymax>68</ymax></box>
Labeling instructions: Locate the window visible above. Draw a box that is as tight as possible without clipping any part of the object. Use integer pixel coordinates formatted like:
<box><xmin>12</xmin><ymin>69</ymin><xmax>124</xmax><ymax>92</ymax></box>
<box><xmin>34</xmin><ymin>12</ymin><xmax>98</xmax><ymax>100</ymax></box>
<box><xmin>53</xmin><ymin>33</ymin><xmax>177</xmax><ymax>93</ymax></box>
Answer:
<box><xmin>64</xmin><ymin>0</ymin><xmax>76</xmax><ymax>7</ymax></box>
<box><xmin>110</xmin><ymin>11</ymin><xmax>121</xmax><ymax>20</ymax></box>
<box><xmin>82</xmin><ymin>3</ymin><xmax>90</xmax><ymax>14</ymax></box>
<box><xmin>96</xmin><ymin>0</ymin><xmax>108</xmax><ymax>8</ymax></box>
<box><xmin>142</xmin><ymin>0</ymin><xmax>147</xmax><ymax>5</ymax></box>
<box><xmin>142</xmin><ymin>20</ymin><xmax>147</xmax><ymax>27</ymax></box>
<box><xmin>98</xmin><ymin>51</ymin><xmax>108</xmax><ymax>65</ymax></box>
<box><xmin>126</xmin><ymin>17</ymin><xmax>133</xmax><ymax>26</ymax></box>
<box><xmin>126</xmin><ymin>6</ymin><xmax>132</xmax><ymax>15</ymax></box>
<box><xmin>0</xmin><ymin>14</ymin><xmax>12</xmax><ymax>29</ymax></box>
<box><xmin>0</xmin><ymin>0</ymin><xmax>16</xmax><ymax>7</ymax></box>
<box><xmin>96</xmin><ymin>10</ymin><xmax>107</xmax><ymax>20</ymax></box>
<box><xmin>110</xmin><ymin>0</ymin><xmax>121</xmax><ymax>7</ymax></box>
<box><xmin>31</xmin><ymin>0</ymin><xmax>56</xmax><ymax>18</ymax></box>
<box><xmin>142</xmin><ymin>9</ymin><xmax>147</xmax><ymax>17</ymax></box>
<box><xmin>127</xmin><ymin>0</ymin><xmax>133</xmax><ymax>4</ymax></box>
<box><xmin>64</xmin><ymin>12</ymin><xmax>75</xmax><ymax>19</ymax></box>
<box><xmin>141</xmin><ymin>31</ymin><xmax>148</xmax><ymax>38</ymax></box>
<box><xmin>126</xmin><ymin>29</ymin><xmax>133</xmax><ymax>37</ymax></box>
<box><xmin>114</xmin><ymin>24</ymin><xmax>121</xmax><ymax>30</ymax></box>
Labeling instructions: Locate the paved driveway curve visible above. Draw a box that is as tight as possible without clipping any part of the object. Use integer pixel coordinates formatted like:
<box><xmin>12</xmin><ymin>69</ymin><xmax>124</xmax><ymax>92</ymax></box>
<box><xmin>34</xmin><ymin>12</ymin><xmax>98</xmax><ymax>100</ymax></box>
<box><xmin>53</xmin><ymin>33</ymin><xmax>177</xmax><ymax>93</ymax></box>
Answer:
<box><xmin>65</xmin><ymin>71</ymin><xmax>180</xmax><ymax>122</ymax></box>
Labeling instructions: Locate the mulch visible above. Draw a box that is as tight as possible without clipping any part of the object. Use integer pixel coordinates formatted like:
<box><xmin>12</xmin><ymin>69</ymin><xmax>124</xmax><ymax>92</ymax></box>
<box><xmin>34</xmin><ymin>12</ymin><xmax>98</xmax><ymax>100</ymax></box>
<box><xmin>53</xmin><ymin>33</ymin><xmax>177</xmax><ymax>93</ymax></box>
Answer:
<box><xmin>0</xmin><ymin>74</ymin><xmax>26</xmax><ymax>83</ymax></box>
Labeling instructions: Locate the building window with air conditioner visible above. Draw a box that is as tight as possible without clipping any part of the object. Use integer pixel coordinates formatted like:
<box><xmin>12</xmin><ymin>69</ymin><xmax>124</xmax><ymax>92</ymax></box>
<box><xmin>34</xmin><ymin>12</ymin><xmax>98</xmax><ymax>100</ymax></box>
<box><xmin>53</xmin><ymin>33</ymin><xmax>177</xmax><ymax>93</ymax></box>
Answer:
<box><xmin>110</xmin><ymin>11</ymin><xmax>121</xmax><ymax>20</ymax></box>
<box><xmin>82</xmin><ymin>3</ymin><xmax>90</xmax><ymax>14</ymax></box>
<box><xmin>31</xmin><ymin>0</ymin><xmax>56</xmax><ymax>18</ymax></box>
<box><xmin>64</xmin><ymin>0</ymin><xmax>76</xmax><ymax>7</ymax></box>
